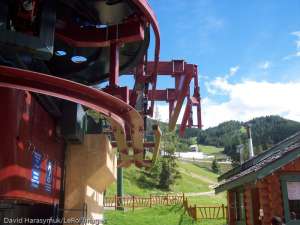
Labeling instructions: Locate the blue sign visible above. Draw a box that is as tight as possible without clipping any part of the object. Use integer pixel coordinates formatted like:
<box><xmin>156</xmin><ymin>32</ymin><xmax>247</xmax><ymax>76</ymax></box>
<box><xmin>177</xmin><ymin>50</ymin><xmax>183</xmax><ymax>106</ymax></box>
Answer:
<box><xmin>45</xmin><ymin>160</ymin><xmax>53</xmax><ymax>192</ymax></box>
<box><xmin>31</xmin><ymin>151</ymin><xmax>42</xmax><ymax>188</ymax></box>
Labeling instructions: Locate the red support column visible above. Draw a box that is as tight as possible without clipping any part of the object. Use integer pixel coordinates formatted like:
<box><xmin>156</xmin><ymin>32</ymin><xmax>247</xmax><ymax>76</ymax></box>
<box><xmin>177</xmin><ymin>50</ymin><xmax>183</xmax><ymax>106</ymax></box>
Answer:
<box><xmin>109</xmin><ymin>42</ymin><xmax>120</xmax><ymax>87</ymax></box>
<box><xmin>179</xmin><ymin>100</ymin><xmax>192</xmax><ymax>137</ymax></box>
<box><xmin>169</xmin><ymin>100</ymin><xmax>174</xmax><ymax>122</ymax></box>
<box><xmin>197</xmin><ymin>104</ymin><xmax>202</xmax><ymax>128</ymax></box>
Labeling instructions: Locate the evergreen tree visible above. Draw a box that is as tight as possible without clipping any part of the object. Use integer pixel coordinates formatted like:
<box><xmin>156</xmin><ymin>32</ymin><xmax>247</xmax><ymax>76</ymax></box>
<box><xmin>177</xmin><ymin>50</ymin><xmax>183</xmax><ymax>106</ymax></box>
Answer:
<box><xmin>138</xmin><ymin>129</ymin><xmax>181</xmax><ymax>191</ymax></box>
<box><xmin>211</xmin><ymin>158</ymin><xmax>220</xmax><ymax>174</ymax></box>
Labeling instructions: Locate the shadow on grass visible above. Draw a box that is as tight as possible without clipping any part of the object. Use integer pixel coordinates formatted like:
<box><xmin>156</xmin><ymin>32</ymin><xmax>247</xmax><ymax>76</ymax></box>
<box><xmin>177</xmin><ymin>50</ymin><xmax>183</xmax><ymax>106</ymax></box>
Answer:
<box><xmin>166</xmin><ymin>205</ymin><xmax>195</xmax><ymax>225</ymax></box>
<box><xmin>168</xmin><ymin>204</ymin><xmax>183</xmax><ymax>213</ymax></box>
<box><xmin>178</xmin><ymin>212</ymin><xmax>195</xmax><ymax>225</ymax></box>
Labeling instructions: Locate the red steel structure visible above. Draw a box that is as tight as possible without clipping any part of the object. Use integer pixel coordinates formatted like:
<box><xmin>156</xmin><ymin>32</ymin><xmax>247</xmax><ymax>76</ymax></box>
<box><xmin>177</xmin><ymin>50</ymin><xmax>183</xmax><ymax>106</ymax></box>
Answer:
<box><xmin>0</xmin><ymin>0</ymin><xmax>201</xmax><ymax>221</ymax></box>
<box><xmin>0</xmin><ymin>88</ymin><xmax>63</xmax><ymax>204</ymax></box>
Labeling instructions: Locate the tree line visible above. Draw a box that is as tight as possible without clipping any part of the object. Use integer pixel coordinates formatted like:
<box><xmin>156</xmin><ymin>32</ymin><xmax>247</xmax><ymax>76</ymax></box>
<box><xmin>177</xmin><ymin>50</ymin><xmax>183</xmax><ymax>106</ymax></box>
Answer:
<box><xmin>184</xmin><ymin>115</ymin><xmax>300</xmax><ymax>163</ymax></box>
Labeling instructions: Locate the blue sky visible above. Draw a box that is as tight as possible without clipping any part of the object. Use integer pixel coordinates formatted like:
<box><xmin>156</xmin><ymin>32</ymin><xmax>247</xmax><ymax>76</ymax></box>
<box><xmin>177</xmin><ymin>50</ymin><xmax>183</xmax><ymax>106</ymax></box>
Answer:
<box><xmin>121</xmin><ymin>1</ymin><xmax>300</xmax><ymax>128</ymax></box>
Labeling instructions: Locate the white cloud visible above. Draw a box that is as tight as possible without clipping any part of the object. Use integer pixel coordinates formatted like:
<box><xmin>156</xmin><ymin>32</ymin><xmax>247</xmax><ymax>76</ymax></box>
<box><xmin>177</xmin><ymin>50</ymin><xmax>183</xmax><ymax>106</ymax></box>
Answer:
<box><xmin>229</xmin><ymin>65</ymin><xmax>240</xmax><ymax>76</ymax></box>
<box><xmin>154</xmin><ymin>104</ymin><xmax>169</xmax><ymax>122</ymax></box>
<box><xmin>259</xmin><ymin>61</ymin><xmax>271</xmax><ymax>70</ymax></box>
<box><xmin>154</xmin><ymin>79</ymin><xmax>300</xmax><ymax>129</ymax></box>
<box><xmin>283</xmin><ymin>31</ymin><xmax>300</xmax><ymax>60</ymax></box>
<box><xmin>201</xmin><ymin>79</ymin><xmax>300</xmax><ymax>128</ymax></box>
<box><xmin>205</xmin><ymin>76</ymin><xmax>231</xmax><ymax>95</ymax></box>
<box><xmin>292</xmin><ymin>31</ymin><xmax>300</xmax><ymax>36</ymax></box>
<box><xmin>296</xmin><ymin>41</ymin><xmax>300</xmax><ymax>49</ymax></box>
<box><xmin>205</xmin><ymin>65</ymin><xmax>240</xmax><ymax>95</ymax></box>
<box><xmin>154</xmin><ymin>102</ymin><xmax>186</xmax><ymax>123</ymax></box>
<box><xmin>291</xmin><ymin>31</ymin><xmax>300</xmax><ymax>48</ymax></box>
<box><xmin>283</xmin><ymin>54</ymin><xmax>299</xmax><ymax>61</ymax></box>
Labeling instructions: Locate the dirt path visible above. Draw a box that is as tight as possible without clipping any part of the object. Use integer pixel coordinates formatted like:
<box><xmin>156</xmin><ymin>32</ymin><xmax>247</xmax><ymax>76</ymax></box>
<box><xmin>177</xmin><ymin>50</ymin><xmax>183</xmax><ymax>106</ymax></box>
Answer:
<box><xmin>184</xmin><ymin>191</ymin><xmax>215</xmax><ymax>196</ymax></box>
<box><xmin>179</xmin><ymin>168</ymin><xmax>217</xmax><ymax>185</ymax></box>
<box><xmin>180</xmin><ymin>158</ymin><xmax>232</xmax><ymax>164</ymax></box>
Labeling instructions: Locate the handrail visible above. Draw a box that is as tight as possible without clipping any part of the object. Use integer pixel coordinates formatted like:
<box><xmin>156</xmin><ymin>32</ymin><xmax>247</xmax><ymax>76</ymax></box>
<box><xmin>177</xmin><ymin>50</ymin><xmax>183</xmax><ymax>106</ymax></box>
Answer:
<box><xmin>0</xmin><ymin>65</ymin><xmax>147</xmax><ymax>167</ymax></box>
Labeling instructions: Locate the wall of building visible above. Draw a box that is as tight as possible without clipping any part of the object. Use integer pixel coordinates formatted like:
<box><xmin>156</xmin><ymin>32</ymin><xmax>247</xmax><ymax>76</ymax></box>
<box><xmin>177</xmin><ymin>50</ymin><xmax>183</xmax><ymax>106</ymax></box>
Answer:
<box><xmin>256</xmin><ymin>175</ymin><xmax>282</xmax><ymax>225</ymax></box>
<box><xmin>64</xmin><ymin>134</ymin><xmax>117</xmax><ymax>225</ymax></box>
<box><xmin>256</xmin><ymin>157</ymin><xmax>300</xmax><ymax>225</ymax></box>
<box><xmin>227</xmin><ymin>190</ymin><xmax>235</xmax><ymax>225</ymax></box>
<box><xmin>0</xmin><ymin>88</ymin><xmax>64</xmax><ymax>204</ymax></box>
<box><xmin>227</xmin><ymin>157</ymin><xmax>300</xmax><ymax>225</ymax></box>
<box><xmin>244</xmin><ymin>185</ymin><xmax>252</xmax><ymax>225</ymax></box>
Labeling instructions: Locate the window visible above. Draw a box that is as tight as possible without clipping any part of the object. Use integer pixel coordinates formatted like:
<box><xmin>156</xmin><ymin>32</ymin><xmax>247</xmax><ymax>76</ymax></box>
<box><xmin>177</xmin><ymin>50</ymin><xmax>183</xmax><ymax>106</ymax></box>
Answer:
<box><xmin>281</xmin><ymin>175</ymin><xmax>300</xmax><ymax>225</ymax></box>
<box><xmin>234</xmin><ymin>190</ymin><xmax>246</xmax><ymax>224</ymax></box>
<box><xmin>287</xmin><ymin>182</ymin><xmax>300</xmax><ymax>219</ymax></box>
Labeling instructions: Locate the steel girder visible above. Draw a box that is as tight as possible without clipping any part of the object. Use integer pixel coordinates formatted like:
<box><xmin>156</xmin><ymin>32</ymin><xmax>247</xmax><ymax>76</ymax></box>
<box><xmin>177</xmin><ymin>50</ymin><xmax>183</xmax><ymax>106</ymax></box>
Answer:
<box><xmin>128</xmin><ymin>60</ymin><xmax>202</xmax><ymax>136</ymax></box>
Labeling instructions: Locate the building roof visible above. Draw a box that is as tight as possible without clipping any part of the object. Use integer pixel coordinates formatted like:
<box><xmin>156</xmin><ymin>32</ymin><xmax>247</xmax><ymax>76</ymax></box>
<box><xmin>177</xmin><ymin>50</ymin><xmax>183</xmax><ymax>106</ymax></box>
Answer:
<box><xmin>215</xmin><ymin>132</ymin><xmax>300</xmax><ymax>193</ymax></box>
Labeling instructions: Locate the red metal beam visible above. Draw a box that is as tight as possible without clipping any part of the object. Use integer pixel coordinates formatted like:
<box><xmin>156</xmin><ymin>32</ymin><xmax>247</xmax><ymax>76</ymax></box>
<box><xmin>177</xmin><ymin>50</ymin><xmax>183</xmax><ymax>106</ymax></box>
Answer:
<box><xmin>128</xmin><ymin>60</ymin><xmax>202</xmax><ymax>135</ymax></box>
<box><xmin>132</xmin><ymin>0</ymin><xmax>161</xmax><ymax>118</ymax></box>
<box><xmin>132</xmin><ymin>0</ymin><xmax>160</xmax><ymax>73</ymax></box>
<box><xmin>146</xmin><ymin>60</ymin><xmax>195</xmax><ymax>76</ymax></box>
<box><xmin>109</xmin><ymin>42</ymin><xmax>120</xmax><ymax>87</ymax></box>
<box><xmin>55</xmin><ymin>20</ymin><xmax>145</xmax><ymax>48</ymax></box>
<box><xmin>168</xmin><ymin>72</ymin><xmax>194</xmax><ymax>131</ymax></box>
<box><xmin>0</xmin><ymin>66</ymin><xmax>128</xmax><ymax>125</ymax></box>
<box><xmin>104</xmin><ymin>86</ymin><xmax>129</xmax><ymax>104</ymax></box>
<box><xmin>148</xmin><ymin>89</ymin><xmax>176</xmax><ymax>101</ymax></box>
<box><xmin>0</xmin><ymin>66</ymin><xmax>149</xmax><ymax>166</ymax></box>
<box><xmin>179</xmin><ymin>99</ymin><xmax>192</xmax><ymax>137</ymax></box>
<box><xmin>130</xmin><ymin>89</ymin><xmax>177</xmax><ymax>102</ymax></box>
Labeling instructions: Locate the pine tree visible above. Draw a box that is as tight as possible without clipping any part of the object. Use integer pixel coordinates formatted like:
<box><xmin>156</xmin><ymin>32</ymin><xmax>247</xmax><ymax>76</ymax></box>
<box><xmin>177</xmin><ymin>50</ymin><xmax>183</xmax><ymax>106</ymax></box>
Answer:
<box><xmin>211</xmin><ymin>158</ymin><xmax>220</xmax><ymax>174</ymax></box>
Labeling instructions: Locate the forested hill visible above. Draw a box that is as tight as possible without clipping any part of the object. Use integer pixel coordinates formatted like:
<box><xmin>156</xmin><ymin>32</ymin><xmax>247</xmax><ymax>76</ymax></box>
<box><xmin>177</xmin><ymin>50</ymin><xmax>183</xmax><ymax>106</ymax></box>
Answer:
<box><xmin>184</xmin><ymin>115</ymin><xmax>300</xmax><ymax>162</ymax></box>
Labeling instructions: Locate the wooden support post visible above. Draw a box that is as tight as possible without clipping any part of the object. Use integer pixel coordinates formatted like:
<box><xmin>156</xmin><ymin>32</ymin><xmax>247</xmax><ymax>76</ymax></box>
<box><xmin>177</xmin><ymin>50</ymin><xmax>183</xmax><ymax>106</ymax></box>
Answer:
<box><xmin>222</xmin><ymin>204</ymin><xmax>225</xmax><ymax>219</ymax></box>
<box><xmin>194</xmin><ymin>204</ymin><xmax>198</xmax><ymax>221</ymax></box>
<box><xmin>114</xmin><ymin>195</ymin><xmax>117</xmax><ymax>211</ymax></box>
<box><xmin>167</xmin><ymin>194</ymin><xmax>169</xmax><ymax>205</ymax></box>
<box><xmin>150</xmin><ymin>194</ymin><xmax>152</xmax><ymax>208</ymax></box>
<box><xmin>132</xmin><ymin>195</ymin><xmax>135</xmax><ymax>211</ymax></box>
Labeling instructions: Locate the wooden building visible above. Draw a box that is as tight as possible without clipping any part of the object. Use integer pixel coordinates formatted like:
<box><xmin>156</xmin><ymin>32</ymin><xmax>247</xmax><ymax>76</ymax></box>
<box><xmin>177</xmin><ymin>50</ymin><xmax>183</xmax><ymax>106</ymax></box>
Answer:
<box><xmin>216</xmin><ymin>132</ymin><xmax>300</xmax><ymax>225</ymax></box>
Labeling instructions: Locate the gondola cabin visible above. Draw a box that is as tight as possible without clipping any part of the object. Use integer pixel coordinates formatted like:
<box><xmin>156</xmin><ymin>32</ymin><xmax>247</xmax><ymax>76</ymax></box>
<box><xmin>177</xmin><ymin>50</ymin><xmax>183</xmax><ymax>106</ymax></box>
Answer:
<box><xmin>216</xmin><ymin>132</ymin><xmax>300</xmax><ymax>225</ymax></box>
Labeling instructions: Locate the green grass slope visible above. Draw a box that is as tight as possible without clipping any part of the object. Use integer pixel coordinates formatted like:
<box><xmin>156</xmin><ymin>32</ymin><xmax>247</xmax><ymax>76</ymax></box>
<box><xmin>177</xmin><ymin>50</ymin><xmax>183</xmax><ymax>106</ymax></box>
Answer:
<box><xmin>105</xmin><ymin>205</ymin><xmax>226</xmax><ymax>225</ymax></box>
<box><xmin>105</xmin><ymin>152</ymin><xmax>228</xmax><ymax>225</ymax></box>
<box><xmin>106</xmin><ymin>166</ymin><xmax>163</xmax><ymax>196</ymax></box>
<box><xmin>106</xmin><ymin>156</ymin><xmax>223</xmax><ymax>195</ymax></box>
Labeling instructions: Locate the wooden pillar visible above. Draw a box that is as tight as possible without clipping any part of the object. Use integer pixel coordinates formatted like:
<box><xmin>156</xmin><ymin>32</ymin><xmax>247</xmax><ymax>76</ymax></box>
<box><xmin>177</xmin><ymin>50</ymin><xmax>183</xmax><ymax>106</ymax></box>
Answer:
<box><xmin>132</xmin><ymin>195</ymin><xmax>135</xmax><ymax>211</ymax></box>
<box><xmin>257</xmin><ymin>180</ymin><xmax>271</xmax><ymax>225</ymax></box>
<box><xmin>244</xmin><ymin>186</ymin><xmax>253</xmax><ymax>225</ymax></box>
<box><xmin>228</xmin><ymin>191</ymin><xmax>236</xmax><ymax>225</ymax></box>
<box><xmin>267</xmin><ymin>174</ymin><xmax>284</xmax><ymax>218</ymax></box>
<box><xmin>166</xmin><ymin>194</ymin><xmax>169</xmax><ymax>205</ymax></box>
<box><xmin>194</xmin><ymin>204</ymin><xmax>198</xmax><ymax>220</ymax></box>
